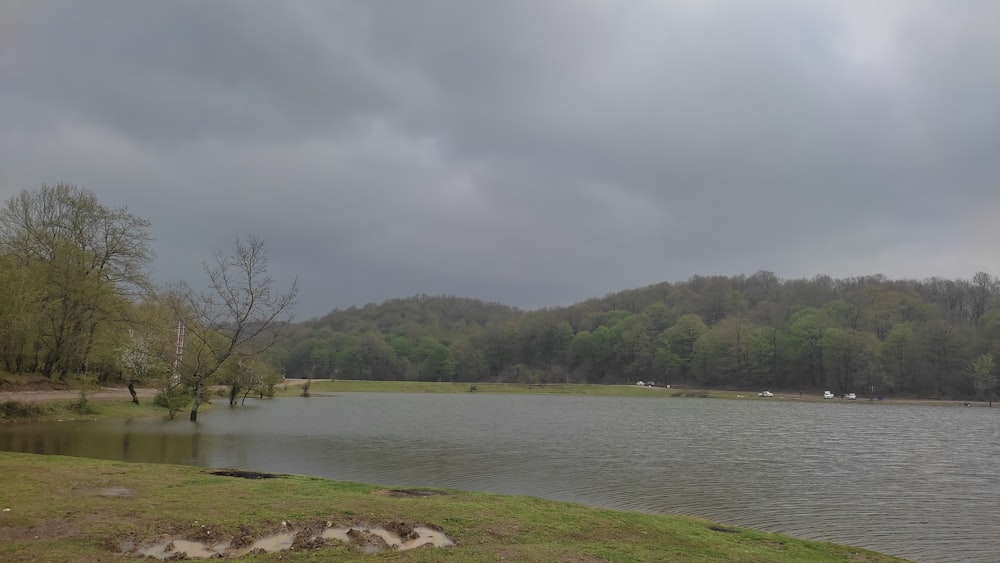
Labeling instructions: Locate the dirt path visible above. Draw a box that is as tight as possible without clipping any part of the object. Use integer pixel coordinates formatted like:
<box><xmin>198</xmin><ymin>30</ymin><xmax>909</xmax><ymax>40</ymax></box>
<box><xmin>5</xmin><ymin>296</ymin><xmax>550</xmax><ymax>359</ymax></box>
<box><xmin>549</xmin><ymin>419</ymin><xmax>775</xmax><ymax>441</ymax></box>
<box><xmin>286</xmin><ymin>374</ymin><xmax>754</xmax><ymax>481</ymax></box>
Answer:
<box><xmin>0</xmin><ymin>387</ymin><xmax>158</xmax><ymax>403</ymax></box>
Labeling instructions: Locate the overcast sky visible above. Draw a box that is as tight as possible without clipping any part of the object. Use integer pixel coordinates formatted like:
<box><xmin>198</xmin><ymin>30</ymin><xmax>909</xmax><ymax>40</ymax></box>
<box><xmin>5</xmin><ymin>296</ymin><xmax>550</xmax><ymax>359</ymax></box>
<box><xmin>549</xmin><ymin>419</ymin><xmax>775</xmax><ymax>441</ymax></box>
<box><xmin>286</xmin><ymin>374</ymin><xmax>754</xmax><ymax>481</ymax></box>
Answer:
<box><xmin>2</xmin><ymin>1</ymin><xmax>998</xmax><ymax>319</ymax></box>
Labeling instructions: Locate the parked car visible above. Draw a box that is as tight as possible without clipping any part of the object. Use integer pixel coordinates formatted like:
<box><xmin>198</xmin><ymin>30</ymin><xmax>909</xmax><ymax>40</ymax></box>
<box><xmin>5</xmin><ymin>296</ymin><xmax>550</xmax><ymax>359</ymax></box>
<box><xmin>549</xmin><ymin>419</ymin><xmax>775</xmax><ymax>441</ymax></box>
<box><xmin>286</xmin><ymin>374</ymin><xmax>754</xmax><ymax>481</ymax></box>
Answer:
<box><xmin>758</xmin><ymin>391</ymin><xmax>774</xmax><ymax>397</ymax></box>
<box><xmin>823</xmin><ymin>391</ymin><xmax>834</xmax><ymax>399</ymax></box>
<box><xmin>844</xmin><ymin>392</ymin><xmax>857</xmax><ymax>400</ymax></box>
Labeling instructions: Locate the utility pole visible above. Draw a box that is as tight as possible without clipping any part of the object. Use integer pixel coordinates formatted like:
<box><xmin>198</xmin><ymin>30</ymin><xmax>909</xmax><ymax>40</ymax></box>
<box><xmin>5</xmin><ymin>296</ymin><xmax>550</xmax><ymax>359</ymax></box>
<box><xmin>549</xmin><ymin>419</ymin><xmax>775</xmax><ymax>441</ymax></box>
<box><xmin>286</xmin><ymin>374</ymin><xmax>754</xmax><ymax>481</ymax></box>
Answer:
<box><xmin>172</xmin><ymin>321</ymin><xmax>185</xmax><ymax>384</ymax></box>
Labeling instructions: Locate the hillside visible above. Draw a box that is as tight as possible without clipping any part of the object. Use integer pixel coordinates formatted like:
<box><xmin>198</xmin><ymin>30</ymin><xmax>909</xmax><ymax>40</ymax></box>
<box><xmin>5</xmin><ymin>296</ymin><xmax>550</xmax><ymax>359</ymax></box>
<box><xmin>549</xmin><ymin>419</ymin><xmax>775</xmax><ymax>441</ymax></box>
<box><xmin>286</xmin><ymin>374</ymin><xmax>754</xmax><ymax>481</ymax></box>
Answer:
<box><xmin>270</xmin><ymin>271</ymin><xmax>1000</xmax><ymax>400</ymax></box>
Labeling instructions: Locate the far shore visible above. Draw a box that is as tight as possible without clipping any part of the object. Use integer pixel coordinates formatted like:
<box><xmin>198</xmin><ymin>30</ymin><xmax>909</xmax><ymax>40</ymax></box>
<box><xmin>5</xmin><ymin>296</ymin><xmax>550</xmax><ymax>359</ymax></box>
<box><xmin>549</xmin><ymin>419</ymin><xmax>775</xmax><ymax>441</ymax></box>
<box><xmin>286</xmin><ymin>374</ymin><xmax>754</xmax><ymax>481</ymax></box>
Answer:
<box><xmin>1</xmin><ymin>377</ymin><xmax>991</xmax><ymax>409</ymax></box>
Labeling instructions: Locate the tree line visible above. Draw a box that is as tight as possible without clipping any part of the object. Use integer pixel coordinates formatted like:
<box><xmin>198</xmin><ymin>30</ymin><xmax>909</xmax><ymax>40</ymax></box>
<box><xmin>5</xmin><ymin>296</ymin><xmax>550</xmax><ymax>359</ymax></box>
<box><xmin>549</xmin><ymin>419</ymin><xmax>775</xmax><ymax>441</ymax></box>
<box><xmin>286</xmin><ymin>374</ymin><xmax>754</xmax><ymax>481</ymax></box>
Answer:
<box><xmin>2</xmin><ymin>184</ymin><xmax>997</xmax><ymax>406</ymax></box>
<box><xmin>0</xmin><ymin>184</ymin><xmax>297</xmax><ymax>420</ymax></box>
<box><xmin>273</xmin><ymin>272</ymin><xmax>999</xmax><ymax>401</ymax></box>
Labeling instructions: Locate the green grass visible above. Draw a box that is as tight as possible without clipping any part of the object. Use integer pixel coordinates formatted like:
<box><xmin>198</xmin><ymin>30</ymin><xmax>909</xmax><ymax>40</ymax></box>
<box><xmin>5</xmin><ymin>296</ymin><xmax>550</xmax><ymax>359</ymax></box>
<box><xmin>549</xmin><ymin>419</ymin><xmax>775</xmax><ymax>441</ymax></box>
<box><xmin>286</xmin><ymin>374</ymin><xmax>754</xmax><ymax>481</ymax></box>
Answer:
<box><xmin>0</xmin><ymin>372</ymin><xmax>166</xmax><ymax>423</ymax></box>
<box><xmin>0</xmin><ymin>398</ymin><xmax>173</xmax><ymax>423</ymax></box>
<box><xmin>283</xmin><ymin>380</ymin><xmax>946</xmax><ymax>405</ymax></box>
<box><xmin>0</xmin><ymin>451</ymin><xmax>907</xmax><ymax>562</ymax></box>
<box><xmin>283</xmin><ymin>379</ymin><xmax>725</xmax><ymax>397</ymax></box>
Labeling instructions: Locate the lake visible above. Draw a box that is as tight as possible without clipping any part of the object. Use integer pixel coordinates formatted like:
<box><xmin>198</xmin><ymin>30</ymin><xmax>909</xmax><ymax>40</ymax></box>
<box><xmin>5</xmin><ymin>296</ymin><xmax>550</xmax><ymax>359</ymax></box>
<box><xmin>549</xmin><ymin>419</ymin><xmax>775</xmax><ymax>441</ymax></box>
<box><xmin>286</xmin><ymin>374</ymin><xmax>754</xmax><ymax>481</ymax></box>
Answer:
<box><xmin>1</xmin><ymin>393</ymin><xmax>997</xmax><ymax>562</ymax></box>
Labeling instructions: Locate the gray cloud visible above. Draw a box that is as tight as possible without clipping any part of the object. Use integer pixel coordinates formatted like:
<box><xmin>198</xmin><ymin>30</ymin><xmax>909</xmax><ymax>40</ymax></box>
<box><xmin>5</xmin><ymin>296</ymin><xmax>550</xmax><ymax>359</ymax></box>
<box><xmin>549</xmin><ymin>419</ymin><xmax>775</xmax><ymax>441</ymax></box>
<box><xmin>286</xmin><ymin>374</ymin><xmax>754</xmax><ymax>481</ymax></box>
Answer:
<box><xmin>2</xmin><ymin>0</ymin><xmax>998</xmax><ymax>318</ymax></box>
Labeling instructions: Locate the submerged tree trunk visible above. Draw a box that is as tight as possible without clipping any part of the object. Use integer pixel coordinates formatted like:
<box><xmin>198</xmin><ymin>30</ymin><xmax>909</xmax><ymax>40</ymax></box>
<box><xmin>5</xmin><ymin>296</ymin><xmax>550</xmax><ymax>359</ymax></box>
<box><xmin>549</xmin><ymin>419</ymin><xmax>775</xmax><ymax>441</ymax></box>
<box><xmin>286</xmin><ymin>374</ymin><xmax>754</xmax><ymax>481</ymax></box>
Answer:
<box><xmin>190</xmin><ymin>380</ymin><xmax>203</xmax><ymax>422</ymax></box>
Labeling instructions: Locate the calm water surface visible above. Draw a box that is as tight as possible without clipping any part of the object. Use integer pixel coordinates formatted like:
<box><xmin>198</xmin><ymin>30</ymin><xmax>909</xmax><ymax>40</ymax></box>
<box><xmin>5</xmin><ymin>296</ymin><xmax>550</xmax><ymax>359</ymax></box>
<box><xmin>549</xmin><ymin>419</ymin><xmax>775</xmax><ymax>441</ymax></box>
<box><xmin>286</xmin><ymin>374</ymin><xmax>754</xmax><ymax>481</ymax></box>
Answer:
<box><xmin>2</xmin><ymin>393</ymin><xmax>998</xmax><ymax>563</ymax></box>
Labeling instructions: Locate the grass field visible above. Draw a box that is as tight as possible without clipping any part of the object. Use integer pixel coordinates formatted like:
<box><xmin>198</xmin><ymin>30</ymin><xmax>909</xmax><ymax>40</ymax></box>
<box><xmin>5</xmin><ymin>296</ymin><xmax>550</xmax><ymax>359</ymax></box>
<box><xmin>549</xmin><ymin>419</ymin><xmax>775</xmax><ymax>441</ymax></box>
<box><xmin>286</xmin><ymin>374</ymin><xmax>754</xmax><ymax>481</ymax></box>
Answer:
<box><xmin>284</xmin><ymin>379</ymin><xmax>740</xmax><ymax>398</ymax></box>
<box><xmin>0</xmin><ymin>451</ymin><xmax>907</xmax><ymax>562</ymax></box>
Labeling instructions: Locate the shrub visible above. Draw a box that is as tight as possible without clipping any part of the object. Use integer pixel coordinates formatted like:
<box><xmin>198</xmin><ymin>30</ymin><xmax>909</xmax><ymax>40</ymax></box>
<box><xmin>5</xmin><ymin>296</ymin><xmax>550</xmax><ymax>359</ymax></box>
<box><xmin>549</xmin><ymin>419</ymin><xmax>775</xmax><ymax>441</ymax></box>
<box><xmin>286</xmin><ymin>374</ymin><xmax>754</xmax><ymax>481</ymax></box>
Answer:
<box><xmin>0</xmin><ymin>400</ymin><xmax>45</xmax><ymax>421</ymax></box>
<box><xmin>154</xmin><ymin>387</ymin><xmax>192</xmax><ymax>420</ymax></box>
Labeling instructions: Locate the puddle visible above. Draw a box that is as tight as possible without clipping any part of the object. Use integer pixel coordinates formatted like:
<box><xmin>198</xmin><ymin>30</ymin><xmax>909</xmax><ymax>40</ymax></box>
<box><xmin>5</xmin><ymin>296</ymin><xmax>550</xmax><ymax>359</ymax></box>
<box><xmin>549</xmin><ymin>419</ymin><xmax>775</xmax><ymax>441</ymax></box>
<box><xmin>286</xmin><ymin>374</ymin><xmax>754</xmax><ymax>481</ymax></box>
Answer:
<box><xmin>321</xmin><ymin>524</ymin><xmax>455</xmax><ymax>552</ymax></box>
<box><xmin>234</xmin><ymin>531</ymin><xmax>296</xmax><ymax>555</ymax></box>
<box><xmin>209</xmin><ymin>470</ymin><xmax>277</xmax><ymax>479</ymax></box>
<box><xmin>380</xmin><ymin>488</ymin><xmax>448</xmax><ymax>497</ymax></box>
<box><xmin>136</xmin><ymin>539</ymin><xmax>231</xmax><ymax>559</ymax></box>
<box><xmin>128</xmin><ymin>522</ymin><xmax>453</xmax><ymax>559</ymax></box>
<box><xmin>97</xmin><ymin>487</ymin><xmax>133</xmax><ymax>497</ymax></box>
<box><xmin>78</xmin><ymin>487</ymin><xmax>133</xmax><ymax>497</ymax></box>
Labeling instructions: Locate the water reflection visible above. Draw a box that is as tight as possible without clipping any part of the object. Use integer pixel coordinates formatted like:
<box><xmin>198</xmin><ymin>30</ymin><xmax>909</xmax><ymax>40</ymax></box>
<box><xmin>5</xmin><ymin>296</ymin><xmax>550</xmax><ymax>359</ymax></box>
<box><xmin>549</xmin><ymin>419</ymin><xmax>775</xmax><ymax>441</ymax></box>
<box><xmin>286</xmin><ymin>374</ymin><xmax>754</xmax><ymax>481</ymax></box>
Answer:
<box><xmin>0</xmin><ymin>418</ymin><xmax>202</xmax><ymax>464</ymax></box>
<box><xmin>1</xmin><ymin>394</ymin><xmax>998</xmax><ymax>563</ymax></box>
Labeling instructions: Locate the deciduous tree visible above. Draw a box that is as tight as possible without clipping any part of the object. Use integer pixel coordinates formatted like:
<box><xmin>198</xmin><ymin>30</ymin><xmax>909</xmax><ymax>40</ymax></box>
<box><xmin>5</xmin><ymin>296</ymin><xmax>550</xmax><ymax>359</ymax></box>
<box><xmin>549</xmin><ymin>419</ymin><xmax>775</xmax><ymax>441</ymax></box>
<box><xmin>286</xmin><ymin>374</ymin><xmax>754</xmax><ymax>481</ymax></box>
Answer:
<box><xmin>168</xmin><ymin>236</ymin><xmax>297</xmax><ymax>422</ymax></box>
<box><xmin>0</xmin><ymin>184</ymin><xmax>153</xmax><ymax>379</ymax></box>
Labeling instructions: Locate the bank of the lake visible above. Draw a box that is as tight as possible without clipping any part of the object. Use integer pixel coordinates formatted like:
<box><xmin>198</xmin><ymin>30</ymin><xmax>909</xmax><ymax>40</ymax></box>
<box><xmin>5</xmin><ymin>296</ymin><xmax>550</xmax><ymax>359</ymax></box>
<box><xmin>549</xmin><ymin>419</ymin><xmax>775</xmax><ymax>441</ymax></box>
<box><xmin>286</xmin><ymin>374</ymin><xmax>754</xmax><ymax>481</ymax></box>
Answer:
<box><xmin>284</xmin><ymin>379</ymin><xmax>989</xmax><ymax>407</ymax></box>
<box><xmin>0</xmin><ymin>451</ymin><xmax>904</xmax><ymax>562</ymax></box>
<box><xmin>1</xmin><ymin>381</ymin><xmax>987</xmax><ymax>561</ymax></box>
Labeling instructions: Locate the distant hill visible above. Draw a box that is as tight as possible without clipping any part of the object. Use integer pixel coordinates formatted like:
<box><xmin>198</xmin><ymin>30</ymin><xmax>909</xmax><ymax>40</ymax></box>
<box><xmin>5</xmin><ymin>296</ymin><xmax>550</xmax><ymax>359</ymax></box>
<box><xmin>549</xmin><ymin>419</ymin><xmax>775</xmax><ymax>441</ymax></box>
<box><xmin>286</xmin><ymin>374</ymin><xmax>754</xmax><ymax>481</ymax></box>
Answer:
<box><xmin>268</xmin><ymin>272</ymin><xmax>1000</xmax><ymax>401</ymax></box>
<box><xmin>310</xmin><ymin>294</ymin><xmax>522</xmax><ymax>334</ymax></box>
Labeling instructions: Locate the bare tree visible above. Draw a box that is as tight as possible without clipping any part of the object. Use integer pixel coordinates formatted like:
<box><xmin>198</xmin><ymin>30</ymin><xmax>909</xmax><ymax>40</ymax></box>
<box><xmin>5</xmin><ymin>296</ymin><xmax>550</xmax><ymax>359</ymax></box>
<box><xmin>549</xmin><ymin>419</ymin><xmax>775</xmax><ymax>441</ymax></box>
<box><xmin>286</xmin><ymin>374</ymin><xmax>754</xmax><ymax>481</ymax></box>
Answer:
<box><xmin>169</xmin><ymin>235</ymin><xmax>297</xmax><ymax>422</ymax></box>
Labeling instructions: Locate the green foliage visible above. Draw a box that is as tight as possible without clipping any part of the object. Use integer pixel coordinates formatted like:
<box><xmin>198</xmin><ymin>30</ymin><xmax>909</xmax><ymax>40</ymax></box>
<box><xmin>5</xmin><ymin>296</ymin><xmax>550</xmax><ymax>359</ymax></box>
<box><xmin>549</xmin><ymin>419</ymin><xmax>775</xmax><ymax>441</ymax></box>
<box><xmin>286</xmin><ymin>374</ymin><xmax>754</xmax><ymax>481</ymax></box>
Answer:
<box><xmin>0</xmin><ymin>184</ymin><xmax>153</xmax><ymax>380</ymax></box>
<box><xmin>0</xmin><ymin>400</ymin><xmax>46</xmax><ymax>421</ymax></box>
<box><xmin>270</xmin><ymin>271</ymin><xmax>1000</xmax><ymax>400</ymax></box>
<box><xmin>153</xmin><ymin>385</ymin><xmax>192</xmax><ymax>419</ymax></box>
<box><xmin>968</xmin><ymin>353</ymin><xmax>996</xmax><ymax>402</ymax></box>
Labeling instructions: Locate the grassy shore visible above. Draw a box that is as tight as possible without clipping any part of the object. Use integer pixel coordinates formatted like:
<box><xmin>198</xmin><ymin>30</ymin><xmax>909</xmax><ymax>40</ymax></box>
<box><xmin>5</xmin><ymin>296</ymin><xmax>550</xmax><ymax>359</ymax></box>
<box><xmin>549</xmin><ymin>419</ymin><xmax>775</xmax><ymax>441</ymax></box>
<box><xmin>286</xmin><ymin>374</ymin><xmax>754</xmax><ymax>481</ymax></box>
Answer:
<box><xmin>285</xmin><ymin>379</ymin><xmax>987</xmax><ymax>407</ymax></box>
<box><xmin>0</xmin><ymin>451</ymin><xmax>905</xmax><ymax>562</ymax></box>
<box><xmin>284</xmin><ymin>379</ymin><xmax>737</xmax><ymax>398</ymax></box>
<box><xmin>1</xmin><ymin>377</ymin><xmax>979</xmax><ymax>425</ymax></box>
<box><xmin>0</xmin><ymin>380</ymin><xmax>912</xmax><ymax>560</ymax></box>
<box><xmin>0</xmin><ymin>397</ymin><xmax>166</xmax><ymax>423</ymax></box>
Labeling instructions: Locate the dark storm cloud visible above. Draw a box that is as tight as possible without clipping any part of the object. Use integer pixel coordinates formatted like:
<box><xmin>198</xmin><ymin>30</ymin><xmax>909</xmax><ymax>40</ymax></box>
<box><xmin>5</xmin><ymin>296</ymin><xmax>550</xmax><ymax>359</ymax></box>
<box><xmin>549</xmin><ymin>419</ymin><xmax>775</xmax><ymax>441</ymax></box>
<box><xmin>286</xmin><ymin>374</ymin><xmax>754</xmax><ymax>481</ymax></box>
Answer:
<box><xmin>2</xmin><ymin>0</ymin><xmax>998</xmax><ymax>317</ymax></box>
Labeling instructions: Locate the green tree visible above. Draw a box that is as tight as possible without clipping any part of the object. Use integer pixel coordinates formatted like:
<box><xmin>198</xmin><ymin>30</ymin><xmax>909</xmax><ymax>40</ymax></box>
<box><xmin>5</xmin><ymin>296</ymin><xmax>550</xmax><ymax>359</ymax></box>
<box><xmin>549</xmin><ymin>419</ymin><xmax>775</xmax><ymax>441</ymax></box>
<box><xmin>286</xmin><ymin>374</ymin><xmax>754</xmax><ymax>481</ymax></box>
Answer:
<box><xmin>0</xmin><ymin>256</ymin><xmax>39</xmax><ymax>372</ymax></box>
<box><xmin>567</xmin><ymin>330</ymin><xmax>598</xmax><ymax>383</ymax></box>
<box><xmin>418</xmin><ymin>336</ymin><xmax>455</xmax><ymax>381</ymax></box>
<box><xmin>616</xmin><ymin>314</ymin><xmax>655</xmax><ymax>383</ymax></box>
<box><xmin>691</xmin><ymin>316</ymin><xmax>759</xmax><ymax>387</ymax></box>
<box><xmin>786</xmin><ymin>308</ymin><xmax>827</xmax><ymax>387</ymax></box>
<box><xmin>450</xmin><ymin>334</ymin><xmax>487</xmax><ymax>380</ymax></box>
<box><xmin>658</xmin><ymin>313</ymin><xmax>707</xmax><ymax>381</ymax></box>
<box><xmin>881</xmin><ymin>323</ymin><xmax>917</xmax><ymax>392</ymax></box>
<box><xmin>968</xmin><ymin>353</ymin><xmax>996</xmax><ymax>406</ymax></box>
<box><xmin>819</xmin><ymin>328</ymin><xmax>881</xmax><ymax>394</ymax></box>
<box><xmin>0</xmin><ymin>184</ymin><xmax>153</xmax><ymax>379</ymax></box>
<box><xmin>219</xmin><ymin>355</ymin><xmax>285</xmax><ymax>405</ymax></box>
<box><xmin>915</xmin><ymin>320</ymin><xmax>966</xmax><ymax>397</ymax></box>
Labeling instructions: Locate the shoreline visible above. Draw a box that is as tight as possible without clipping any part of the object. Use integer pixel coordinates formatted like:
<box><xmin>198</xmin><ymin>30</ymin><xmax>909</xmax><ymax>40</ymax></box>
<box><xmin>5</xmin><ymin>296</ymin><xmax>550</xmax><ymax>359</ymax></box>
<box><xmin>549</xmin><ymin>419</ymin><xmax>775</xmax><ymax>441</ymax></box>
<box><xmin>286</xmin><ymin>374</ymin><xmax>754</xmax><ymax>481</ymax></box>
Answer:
<box><xmin>1</xmin><ymin>378</ymin><xmax>989</xmax><ymax>409</ymax></box>
<box><xmin>0</xmin><ymin>450</ymin><xmax>907</xmax><ymax>562</ymax></box>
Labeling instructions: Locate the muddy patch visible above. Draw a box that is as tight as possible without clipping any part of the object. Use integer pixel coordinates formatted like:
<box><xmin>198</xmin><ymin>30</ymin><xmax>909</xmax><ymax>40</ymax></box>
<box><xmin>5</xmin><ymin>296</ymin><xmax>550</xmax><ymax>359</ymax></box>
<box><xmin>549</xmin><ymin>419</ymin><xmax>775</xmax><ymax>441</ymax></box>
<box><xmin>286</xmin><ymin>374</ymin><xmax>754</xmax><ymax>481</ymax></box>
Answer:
<box><xmin>708</xmin><ymin>525</ymin><xmax>739</xmax><ymax>534</ymax></box>
<box><xmin>77</xmin><ymin>486</ymin><xmax>133</xmax><ymax>497</ymax></box>
<box><xmin>125</xmin><ymin>520</ymin><xmax>453</xmax><ymax>559</ymax></box>
<box><xmin>377</xmin><ymin>488</ymin><xmax>448</xmax><ymax>497</ymax></box>
<box><xmin>208</xmin><ymin>469</ymin><xmax>277</xmax><ymax>479</ymax></box>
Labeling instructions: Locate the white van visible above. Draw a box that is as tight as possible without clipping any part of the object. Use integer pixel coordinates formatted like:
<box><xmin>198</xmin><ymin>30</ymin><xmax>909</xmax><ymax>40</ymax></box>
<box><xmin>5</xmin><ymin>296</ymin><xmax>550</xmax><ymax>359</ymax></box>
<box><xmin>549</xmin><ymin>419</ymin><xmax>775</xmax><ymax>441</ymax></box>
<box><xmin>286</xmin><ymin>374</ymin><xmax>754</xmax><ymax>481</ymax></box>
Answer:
<box><xmin>823</xmin><ymin>391</ymin><xmax>834</xmax><ymax>399</ymax></box>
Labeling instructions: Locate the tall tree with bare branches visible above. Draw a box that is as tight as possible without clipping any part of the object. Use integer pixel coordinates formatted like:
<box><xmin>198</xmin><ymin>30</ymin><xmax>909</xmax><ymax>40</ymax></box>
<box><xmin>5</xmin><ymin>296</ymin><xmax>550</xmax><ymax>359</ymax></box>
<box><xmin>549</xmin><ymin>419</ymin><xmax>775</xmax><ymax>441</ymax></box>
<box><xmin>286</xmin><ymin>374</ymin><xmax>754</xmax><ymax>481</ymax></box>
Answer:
<box><xmin>168</xmin><ymin>235</ymin><xmax>297</xmax><ymax>422</ymax></box>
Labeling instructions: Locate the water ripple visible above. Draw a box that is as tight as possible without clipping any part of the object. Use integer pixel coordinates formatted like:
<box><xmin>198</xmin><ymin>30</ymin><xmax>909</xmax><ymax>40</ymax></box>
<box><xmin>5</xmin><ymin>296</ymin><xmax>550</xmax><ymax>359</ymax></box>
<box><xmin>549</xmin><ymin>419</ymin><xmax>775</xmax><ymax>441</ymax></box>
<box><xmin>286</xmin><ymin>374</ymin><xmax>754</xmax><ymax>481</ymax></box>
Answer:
<box><xmin>2</xmin><ymin>393</ymin><xmax>998</xmax><ymax>562</ymax></box>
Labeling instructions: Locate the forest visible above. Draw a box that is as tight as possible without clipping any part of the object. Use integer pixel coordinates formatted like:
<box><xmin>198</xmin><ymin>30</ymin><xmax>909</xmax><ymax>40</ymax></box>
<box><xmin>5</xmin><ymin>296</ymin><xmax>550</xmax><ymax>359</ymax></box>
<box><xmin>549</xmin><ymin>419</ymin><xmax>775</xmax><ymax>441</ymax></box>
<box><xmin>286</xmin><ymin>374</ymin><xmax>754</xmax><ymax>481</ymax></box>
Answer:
<box><xmin>273</xmin><ymin>274</ymin><xmax>1000</xmax><ymax>400</ymax></box>
<box><xmin>1</xmin><ymin>185</ymin><xmax>998</xmax><ymax>403</ymax></box>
